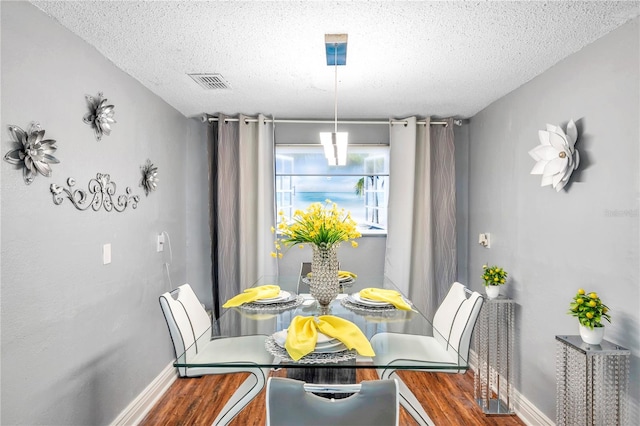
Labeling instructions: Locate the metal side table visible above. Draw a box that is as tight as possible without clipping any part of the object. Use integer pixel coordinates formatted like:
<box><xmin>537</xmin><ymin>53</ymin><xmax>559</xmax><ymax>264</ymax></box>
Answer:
<box><xmin>555</xmin><ymin>335</ymin><xmax>630</xmax><ymax>425</ymax></box>
<box><xmin>474</xmin><ymin>295</ymin><xmax>515</xmax><ymax>415</ymax></box>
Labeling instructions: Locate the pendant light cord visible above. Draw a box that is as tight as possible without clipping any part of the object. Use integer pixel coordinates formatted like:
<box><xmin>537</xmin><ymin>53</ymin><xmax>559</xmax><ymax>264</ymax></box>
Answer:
<box><xmin>334</xmin><ymin>44</ymin><xmax>338</xmax><ymax>133</ymax></box>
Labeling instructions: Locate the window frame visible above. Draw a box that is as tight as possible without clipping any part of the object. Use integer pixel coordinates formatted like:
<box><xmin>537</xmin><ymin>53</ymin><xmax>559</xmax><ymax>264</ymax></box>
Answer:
<box><xmin>275</xmin><ymin>144</ymin><xmax>389</xmax><ymax>236</ymax></box>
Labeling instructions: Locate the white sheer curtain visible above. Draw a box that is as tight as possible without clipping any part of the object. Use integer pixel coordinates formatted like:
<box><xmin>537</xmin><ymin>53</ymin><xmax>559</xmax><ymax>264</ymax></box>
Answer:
<box><xmin>385</xmin><ymin>116</ymin><xmax>457</xmax><ymax>319</ymax></box>
<box><xmin>209</xmin><ymin>113</ymin><xmax>277</xmax><ymax>318</ymax></box>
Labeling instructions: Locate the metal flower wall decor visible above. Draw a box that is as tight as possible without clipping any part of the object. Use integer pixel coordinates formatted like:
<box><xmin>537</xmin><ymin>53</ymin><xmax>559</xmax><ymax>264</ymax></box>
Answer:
<box><xmin>3</xmin><ymin>123</ymin><xmax>60</xmax><ymax>185</ymax></box>
<box><xmin>528</xmin><ymin>119</ymin><xmax>580</xmax><ymax>192</ymax></box>
<box><xmin>50</xmin><ymin>173</ymin><xmax>139</xmax><ymax>212</ymax></box>
<box><xmin>83</xmin><ymin>92</ymin><xmax>116</xmax><ymax>141</ymax></box>
<box><xmin>140</xmin><ymin>159</ymin><xmax>159</xmax><ymax>196</ymax></box>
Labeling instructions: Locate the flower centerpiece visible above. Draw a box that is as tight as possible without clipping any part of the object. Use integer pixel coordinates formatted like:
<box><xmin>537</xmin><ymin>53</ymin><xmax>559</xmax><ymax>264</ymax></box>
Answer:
<box><xmin>272</xmin><ymin>200</ymin><xmax>361</xmax><ymax>308</ymax></box>
<box><xmin>481</xmin><ymin>264</ymin><xmax>508</xmax><ymax>299</ymax></box>
<box><xmin>568</xmin><ymin>289</ymin><xmax>611</xmax><ymax>344</ymax></box>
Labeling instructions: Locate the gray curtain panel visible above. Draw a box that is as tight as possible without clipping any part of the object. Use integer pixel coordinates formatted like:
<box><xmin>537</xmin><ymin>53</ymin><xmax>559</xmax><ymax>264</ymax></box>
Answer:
<box><xmin>209</xmin><ymin>114</ymin><xmax>277</xmax><ymax>319</ymax></box>
<box><xmin>209</xmin><ymin>114</ymin><xmax>239</xmax><ymax>319</ymax></box>
<box><xmin>385</xmin><ymin>117</ymin><xmax>456</xmax><ymax>320</ymax></box>
<box><xmin>429</xmin><ymin>118</ymin><xmax>457</xmax><ymax>310</ymax></box>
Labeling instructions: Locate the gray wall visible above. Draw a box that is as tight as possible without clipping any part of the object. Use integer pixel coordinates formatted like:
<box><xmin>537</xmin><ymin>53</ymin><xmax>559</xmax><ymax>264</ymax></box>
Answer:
<box><xmin>274</xmin><ymin>122</ymin><xmax>388</xmax><ymax>277</ymax></box>
<box><xmin>454</xmin><ymin>124</ymin><xmax>470</xmax><ymax>285</ymax></box>
<box><xmin>185</xmin><ymin>119</ymin><xmax>213</xmax><ymax>309</ymax></box>
<box><xmin>467</xmin><ymin>18</ymin><xmax>639</xmax><ymax>423</ymax></box>
<box><xmin>0</xmin><ymin>2</ymin><xmax>210</xmax><ymax>424</ymax></box>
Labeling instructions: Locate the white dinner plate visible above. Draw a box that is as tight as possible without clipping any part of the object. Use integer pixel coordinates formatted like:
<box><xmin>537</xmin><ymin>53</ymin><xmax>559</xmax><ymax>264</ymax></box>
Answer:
<box><xmin>349</xmin><ymin>292</ymin><xmax>393</xmax><ymax>307</ymax></box>
<box><xmin>272</xmin><ymin>330</ymin><xmax>345</xmax><ymax>353</ymax></box>
<box><xmin>274</xmin><ymin>330</ymin><xmax>337</xmax><ymax>344</ymax></box>
<box><xmin>253</xmin><ymin>291</ymin><xmax>293</xmax><ymax>304</ymax></box>
<box><xmin>314</xmin><ymin>342</ymin><xmax>348</xmax><ymax>353</ymax></box>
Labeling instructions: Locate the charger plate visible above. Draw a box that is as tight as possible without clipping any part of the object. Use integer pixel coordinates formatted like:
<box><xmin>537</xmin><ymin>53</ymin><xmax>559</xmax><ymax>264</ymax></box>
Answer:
<box><xmin>240</xmin><ymin>295</ymin><xmax>304</xmax><ymax>312</ymax></box>
<box><xmin>265</xmin><ymin>336</ymin><xmax>357</xmax><ymax>364</ymax></box>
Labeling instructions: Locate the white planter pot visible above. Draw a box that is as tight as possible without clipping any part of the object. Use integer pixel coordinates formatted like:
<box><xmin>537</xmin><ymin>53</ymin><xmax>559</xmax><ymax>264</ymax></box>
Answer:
<box><xmin>485</xmin><ymin>285</ymin><xmax>500</xmax><ymax>299</ymax></box>
<box><xmin>579</xmin><ymin>324</ymin><xmax>605</xmax><ymax>345</ymax></box>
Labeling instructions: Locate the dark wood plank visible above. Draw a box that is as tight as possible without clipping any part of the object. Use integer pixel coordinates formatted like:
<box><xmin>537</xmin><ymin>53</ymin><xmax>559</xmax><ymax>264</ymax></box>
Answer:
<box><xmin>140</xmin><ymin>369</ymin><xmax>526</xmax><ymax>425</ymax></box>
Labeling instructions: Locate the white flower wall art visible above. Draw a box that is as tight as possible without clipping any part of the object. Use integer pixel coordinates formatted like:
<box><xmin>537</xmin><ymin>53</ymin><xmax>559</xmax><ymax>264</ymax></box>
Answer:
<box><xmin>529</xmin><ymin>120</ymin><xmax>580</xmax><ymax>192</ymax></box>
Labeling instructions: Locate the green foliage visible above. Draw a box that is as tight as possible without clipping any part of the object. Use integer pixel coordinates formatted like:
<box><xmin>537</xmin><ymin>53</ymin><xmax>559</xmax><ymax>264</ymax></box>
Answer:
<box><xmin>568</xmin><ymin>289</ymin><xmax>611</xmax><ymax>329</ymax></box>
<box><xmin>481</xmin><ymin>264</ymin><xmax>507</xmax><ymax>286</ymax></box>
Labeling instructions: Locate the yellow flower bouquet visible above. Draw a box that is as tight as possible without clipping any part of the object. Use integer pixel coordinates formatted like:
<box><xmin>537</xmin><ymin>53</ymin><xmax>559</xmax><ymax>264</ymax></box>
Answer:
<box><xmin>271</xmin><ymin>200</ymin><xmax>361</xmax><ymax>308</ymax></box>
<box><xmin>271</xmin><ymin>200</ymin><xmax>361</xmax><ymax>257</ymax></box>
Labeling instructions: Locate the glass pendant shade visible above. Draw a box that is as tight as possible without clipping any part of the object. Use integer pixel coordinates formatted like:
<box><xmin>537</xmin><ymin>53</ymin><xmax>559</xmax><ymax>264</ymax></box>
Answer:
<box><xmin>320</xmin><ymin>132</ymin><xmax>348</xmax><ymax>166</ymax></box>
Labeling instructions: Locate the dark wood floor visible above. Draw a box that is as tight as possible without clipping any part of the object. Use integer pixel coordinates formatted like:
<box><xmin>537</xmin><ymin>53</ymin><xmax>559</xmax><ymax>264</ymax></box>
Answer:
<box><xmin>140</xmin><ymin>369</ymin><xmax>526</xmax><ymax>425</ymax></box>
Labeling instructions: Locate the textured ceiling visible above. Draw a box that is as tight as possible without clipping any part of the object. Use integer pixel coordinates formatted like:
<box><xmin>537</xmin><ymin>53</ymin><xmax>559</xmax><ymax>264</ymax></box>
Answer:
<box><xmin>31</xmin><ymin>1</ymin><xmax>639</xmax><ymax>120</ymax></box>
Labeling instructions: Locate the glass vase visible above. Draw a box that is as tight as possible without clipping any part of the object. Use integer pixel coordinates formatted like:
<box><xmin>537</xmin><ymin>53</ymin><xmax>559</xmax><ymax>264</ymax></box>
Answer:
<box><xmin>310</xmin><ymin>243</ymin><xmax>340</xmax><ymax>310</ymax></box>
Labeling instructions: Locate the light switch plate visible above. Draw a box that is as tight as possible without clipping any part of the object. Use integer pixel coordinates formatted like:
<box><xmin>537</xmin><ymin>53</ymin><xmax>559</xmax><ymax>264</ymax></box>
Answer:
<box><xmin>103</xmin><ymin>243</ymin><xmax>112</xmax><ymax>264</ymax></box>
<box><xmin>478</xmin><ymin>233</ymin><xmax>491</xmax><ymax>248</ymax></box>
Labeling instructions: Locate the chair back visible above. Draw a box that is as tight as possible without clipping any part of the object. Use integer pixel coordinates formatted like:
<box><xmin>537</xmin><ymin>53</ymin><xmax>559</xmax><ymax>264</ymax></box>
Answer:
<box><xmin>159</xmin><ymin>284</ymin><xmax>212</xmax><ymax>376</ymax></box>
<box><xmin>297</xmin><ymin>262</ymin><xmax>312</xmax><ymax>294</ymax></box>
<box><xmin>433</xmin><ymin>282</ymin><xmax>483</xmax><ymax>367</ymax></box>
<box><xmin>432</xmin><ymin>282</ymin><xmax>466</xmax><ymax>346</ymax></box>
<box><xmin>266</xmin><ymin>378</ymin><xmax>398</xmax><ymax>426</ymax></box>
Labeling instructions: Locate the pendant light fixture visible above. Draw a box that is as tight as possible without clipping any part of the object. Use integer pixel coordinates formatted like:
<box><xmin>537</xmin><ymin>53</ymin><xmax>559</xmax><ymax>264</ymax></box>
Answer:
<box><xmin>320</xmin><ymin>34</ymin><xmax>348</xmax><ymax>166</ymax></box>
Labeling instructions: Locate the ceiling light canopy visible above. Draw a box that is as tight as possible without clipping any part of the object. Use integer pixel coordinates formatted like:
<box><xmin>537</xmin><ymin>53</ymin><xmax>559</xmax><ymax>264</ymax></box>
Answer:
<box><xmin>325</xmin><ymin>34</ymin><xmax>348</xmax><ymax>65</ymax></box>
<box><xmin>321</xmin><ymin>34</ymin><xmax>348</xmax><ymax>166</ymax></box>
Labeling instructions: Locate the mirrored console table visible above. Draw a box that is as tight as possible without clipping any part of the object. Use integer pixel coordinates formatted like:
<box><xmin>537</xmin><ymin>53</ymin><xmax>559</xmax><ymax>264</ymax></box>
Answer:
<box><xmin>555</xmin><ymin>335</ymin><xmax>630</xmax><ymax>426</ymax></box>
<box><xmin>474</xmin><ymin>295</ymin><xmax>515</xmax><ymax>415</ymax></box>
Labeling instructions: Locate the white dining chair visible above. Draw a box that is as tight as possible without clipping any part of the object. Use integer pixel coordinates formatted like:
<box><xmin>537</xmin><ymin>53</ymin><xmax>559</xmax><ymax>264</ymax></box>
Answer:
<box><xmin>265</xmin><ymin>377</ymin><xmax>399</xmax><ymax>426</ymax></box>
<box><xmin>370</xmin><ymin>282</ymin><xmax>484</xmax><ymax>426</ymax></box>
<box><xmin>159</xmin><ymin>283</ymin><xmax>273</xmax><ymax>426</ymax></box>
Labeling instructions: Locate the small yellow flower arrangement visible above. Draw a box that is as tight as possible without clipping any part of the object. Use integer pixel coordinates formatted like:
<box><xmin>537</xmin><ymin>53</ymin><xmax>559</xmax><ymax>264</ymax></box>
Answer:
<box><xmin>568</xmin><ymin>289</ymin><xmax>611</xmax><ymax>329</ymax></box>
<box><xmin>482</xmin><ymin>264</ymin><xmax>507</xmax><ymax>286</ymax></box>
<box><xmin>271</xmin><ymin>200</ymin><xmax>361</xmax><ymax>258</ymax></box>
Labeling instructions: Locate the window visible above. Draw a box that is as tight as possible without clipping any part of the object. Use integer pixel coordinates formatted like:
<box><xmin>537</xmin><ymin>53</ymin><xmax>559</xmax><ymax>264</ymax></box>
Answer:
<box><xmin>275</xmin><ymin>145</ymin><xmax>389</xmax><ymax>234</ymax></box>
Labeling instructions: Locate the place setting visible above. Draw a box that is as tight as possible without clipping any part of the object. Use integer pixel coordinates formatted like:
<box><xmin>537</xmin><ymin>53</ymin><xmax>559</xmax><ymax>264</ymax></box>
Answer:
<box><xmin>341</xmin><ymin>287</ymin><xmax>416</xmax><ymax>316</ymax></box>
<box><xmin>265</xmin><ymin>315</ymin><xmax>375</xmax><ymax>364</ymax></box>
<box><xmin>301</xmin><ymin>270</ymin><xmax>358</xmax><ymax>287</ymax></box>
<box><xmin>222</xmin><ymin>284</ymin><xmax>304</xmax><ymax>312</ymax></box>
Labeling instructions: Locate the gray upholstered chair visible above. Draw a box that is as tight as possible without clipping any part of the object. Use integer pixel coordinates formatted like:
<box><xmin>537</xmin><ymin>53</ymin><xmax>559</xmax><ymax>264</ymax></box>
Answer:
<box><xmin>159</xmin><ymin>283</ymin><xmax>272</xmax><ymax>425</ymax></box>
<box><xmin>265</xmin><ymin>377</ymin><xmax>399</xmax><ymax>426</ymax></box>
<box><xmin>370</xmin><ymin>282</ymin><xmax>483</xmax><ymax>426</ymax></box>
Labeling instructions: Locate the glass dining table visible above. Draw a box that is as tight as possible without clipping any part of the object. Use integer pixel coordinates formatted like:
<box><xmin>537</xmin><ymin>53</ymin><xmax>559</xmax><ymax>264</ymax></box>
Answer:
<box><xmin>175</xmin><ymin>274</ymin><xmax>469</xmax><ymax>373</ymax></box>
<box><xmin>173</xmin><ymin>274</ymin><xmax>467</xmax><ymax>425</ymax></box>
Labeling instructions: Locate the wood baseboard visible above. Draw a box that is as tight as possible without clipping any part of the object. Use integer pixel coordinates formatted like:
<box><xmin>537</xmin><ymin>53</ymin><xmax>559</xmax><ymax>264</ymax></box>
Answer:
<box><xmin>111</xmin><ymin>361</ymin><xmax>178</xmax><ymax>426</ymax></box>
<box><xmin>469</xmin><ymin>350</ymin><xmax>554</xmax><ymax>426</ymax></box>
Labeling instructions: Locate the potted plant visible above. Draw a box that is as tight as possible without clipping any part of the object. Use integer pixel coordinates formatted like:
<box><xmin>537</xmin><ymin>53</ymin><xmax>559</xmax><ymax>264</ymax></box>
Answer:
<box><xmin>568</xmin><ymin>289</ymin><xmax>611</xmax><ymax>345</ymax></box>
<box><xmin>482</xmin><ymin>264</ymin><xmax>507</xmax><ymax>299</ymax></box>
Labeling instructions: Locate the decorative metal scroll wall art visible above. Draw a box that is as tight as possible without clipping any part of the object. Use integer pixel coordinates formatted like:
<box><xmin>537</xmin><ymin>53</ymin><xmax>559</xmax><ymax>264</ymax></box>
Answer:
<box><xmin>83</xmin><ymin>92</ymin><xmax>116</xmax><ymax>141</ymax></box>
<box><xmin>50</xmin><ymin>173</ymin><xmax>139</xmax><ymax>212</ymax></box>
<box><xmin>3</xmin><ymin>123</ymin><xmax>60</xmax><ymax>185</ymax></box>
<box><xmin>140</xmin><ymin>159</ymin><xmax>158</xmax><ymax>196</ymax></box>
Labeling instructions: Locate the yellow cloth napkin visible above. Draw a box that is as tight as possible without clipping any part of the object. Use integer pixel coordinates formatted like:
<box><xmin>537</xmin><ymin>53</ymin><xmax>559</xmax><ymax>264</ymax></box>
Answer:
<box><xmin>222</xmin><ymin>285</ymin><xmax>281</xmax><ymax>308</ymax></box>
<box><xmin>285</xmin><ymin>315</ymin><xmax>375</xmax><ymax>361</ymax></box>
<box><xmin>359</xmin><ymin>287</ymin><xmax>412</xmax><ymax>311</ymax></box>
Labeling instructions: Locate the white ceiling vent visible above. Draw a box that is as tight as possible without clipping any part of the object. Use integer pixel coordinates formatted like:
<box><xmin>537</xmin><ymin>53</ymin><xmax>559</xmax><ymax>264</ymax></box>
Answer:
<box><xmin>188</xmin><ymin>73</ymin><xmax>231</xmax><ymax>90</ymax></box>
